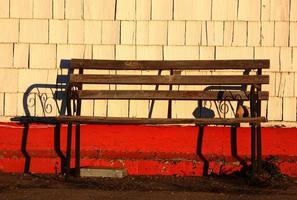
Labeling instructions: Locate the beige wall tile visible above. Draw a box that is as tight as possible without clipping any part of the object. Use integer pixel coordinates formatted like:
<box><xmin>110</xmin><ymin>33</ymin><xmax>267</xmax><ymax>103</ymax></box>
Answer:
<box><xmin>164</xmin><ymin>46</ymin><xmax>199</xmax><ymax>60</ymax></box>
<box><xmin>152</xmin><ymin>0</ymin><xmax>173</xmax><ymax>20</ymax></box>
<box><xmin>136</xmin><ymin>21</ymin><xmax>149</xmax><ymax>45</ymax></box>
<box><xmin>216</xmin><ymin>47</ymin><xmax>253</xmax><ymax>59</ymax></box>
<box><xmin>275</xmin><ymin>22</ymin><xmax>289</xmax><ymax>46</ymax></box>
<box><xmin>0</xmin><ymin>0</ymin><xmax>9</xmax><ymax>18</ymax></box>
<box><xmin>255</xmin><ymin>47</ymin><xmax>280</xmax><ymax>71</ymax></box>
<box><xmin>84</xmin><ymin>0</ymin><xmax>115</xmax><ymax>20</ymax></box>
<box><xmin>293</xmin><ymin>48</ymin><xmax>297</xmax><ymax>71</ymax></box>
<box><xmin>10</xmin><ymin>0</ymin><xmax>33</xmax><ymax>18</ymax></box>
<box><xmin>129</xmin><ymin>100</ymin><xmax>149</xmax><ymax>118</ymax></box>
<box><xmin>53</xmin><ymin>0</ymin><xmax>64</xmax><ymax>19</ymax></box>
<box><xmin>290</xmin><ymin>22</ymin><xmax>297</xmax><ymax>47</ymax></box>
<box><xmin>0</xmin><ymin>19</ymin><xmax>19</xmax><ymax>42</ymax></box>
<box><xmin>148</xmin><ymin>21</ymin><xmax>167</xmax><ymax>45</ymax></box>
<box><xmin>68</xmin><ymin>20</ymin><xmax>84</xmax><ymax>44</ymax></box>
<box><xmin>30</xmin><ymin>44</ymin><xmax>56</xmax><ymax>69</ymax></box>
<box><xmin>121</xmin><ymin>21</ymin><xmax>136</xmax><ymax>45</ymax></box>
<box><xmin>200</xmin><ymin>47</ymin><xmax>215</xmax><ymax>60</ymax></box>
<box><xmin>270</xmin><ymin>0</ymin><xmax>289</xmax><ymax>21</ymax></box>
<box><xmin>49</xmin><ymin>20</ymin><xmax>67</xmax><ymax>44</ymax></box>
<box><xmin>149</xmin><ymin>100</ymin><xmax>168</xmax><ymax>118</ymax></box>
<box><xmin>84</xmin><ymin>20</ymin><xmax>101</xmax><ymax>44</ymax></box>
<box><xmin>262</xmin><ymin>72</ymin><xmax>276</xmax><ymax>96</ymax></box>
<box><xmin>207</xmin><ymin>21</ymin><xmax>223</xmax><ymax>46</ymax></box>
<box><xmin>116</xmin><ymin>0</ymin><xmax>135</xmax><ymax>20</ymax></box>
<box><xmin>238</xmin><ymin>0</ymin><xmax>260</xmax><ymax>20</ymax></box>
<box><xmin>268</xmin><ymin>97</ymin><xmax>282</xmax><ymax>121</ymax></box>
<box><xmin>116</xmin><ymin>45</ymin><xmax>136</xmax><ymax>60</ymax></box>
<box><xmin>33</xmin><ymin>0</ymin><xmax>52</xmax><ymax>18</ymax></box>
<box><xmin>223</xmin><ymin>22</ymin><xmax>234</xmax><ymax>46</ymax></box>
<box><xmin>248</xmin><ymin>22</ymin><xmax>261</xmax><ymax>46</ymax></box>
<box><xmin>0</xmin><ymin>93</ymin><xmax>3</xmax><ymax>116</ymax></box>
<box><xmin>14</xmin><ymin>44</ymin><xmax>29</xmax><ymax>69</ymax></box>
<box><xmin>0</xmin><ymin>69</ymin><xmax>18</xmax><ymax>92</ymax></box>
<box><xmin>136</xmin><ymin>0</ymin><xmax>151</xmax><ymax>20</ymax></box>
<box><xmin>172</xmin><ymin>101</ymin><xmax>197</xmax><ymax>118</ymax></box>
<box><xmin>93</xmin><ymin>45</ymin><xmax>115</xmax><ymax>59</ymax></box>
<box><xmin>81</xmin><ymin>100</ymin><xmax>94</xmax><ymax>116</ymax></box>
<box><xmin>17</xmin><ymin>69</ymin><xmax>57</xmax><ymax>93</ymax></box>
<box><xmin>261</xmin><ymin>0</ymin><xmax>271</xmax><ymax>20</ymax></box>
<box><xmin>261</xmin><ymin>22</ymin><xmax>274</xmax><ymax>47</ymax></box>
<box><xmin>108</xmin><ymin>100</ymin><xmax>129</xmax><ymax>117</ymax></box>
<box><xmin>94</xmin><ymin>100</ymin><xmax>107</xmax><ymax>117</ymax></box>
<box><xmin>136</xmin><ymin>46</ymin><xmax>162</xmax><ymax>60</ymax></box>
<box><xmin>283</xmin><ymin>97</ymin><xmax>296</xmax><ymax>121</ymax></box>
<box><xmin>102</xmin><ymin>21</ymin><xmax>120</xmax><ymax>44</ymax></box>
<box><xmin>56</xmin><ymin>44</ymin><xmax>85</xmax><ymax>67</ymax></box>
<box><xmin>212</xmin><ymin>0</ymin><xmax>237</xmax><ymax>20</ymax></box>
<box><xmin>20</xmin><ymin>19</ymin><xmax>48</xmax><ymax>43</ymax></box>
<box><xmin>65</xmin><ymin>0</ymin><xmax>82</xmax><ymax>19</ymax></box>
<box><xmin>280</xmin><ymin>47</ymin><xmax>293</xmax><ymax>71</ymax></box>
<box><xmin>82</xmin><ymin>44</ymin><xmax>92</xmax><ymax>59</ymax></box>
<box><xmin>174</xmin><ymin>0</ymin><xmax>211</xmax><ymax>20</ymax></box>
<box><xmin>0</xmin><ymin>44</ymin><xmax>13</xmax><ymax>68</ymax></box>
<box><xmin>199</xmin><ymin>22</ymin><xmax>207</xmax><ymax>46</ymax></box>
<box><xmin>295</xmin><ymin>73</ymin><xmax>297</xmax><ymax>96</ymax></box>
<box><xmin>168</xmin><ymin>21</ymin><xmax>185</xmax><ymax>45</ymax></box>
<box><xmin>232</xmin><ymin>22</ymin><xmax>247</xmax><ymax>46</ymax></box>
<box><xmin>186</xmin><ymin>21</ymin><xmax>202</xmax><ymax>45</ymax></box>
<box><xmin>4</xmin><ymin>93</ymin><xmax>17</xmax><ymax>116</ymax></box>
<box><xmin>291</xmin><ymin>0</ymin><xmax>297</xmax><ymax>21</ymax></box>
<box><xmin>275</xmin><ymin>72</ymin><xmax>295</xmax><ymax>97</ymax></box>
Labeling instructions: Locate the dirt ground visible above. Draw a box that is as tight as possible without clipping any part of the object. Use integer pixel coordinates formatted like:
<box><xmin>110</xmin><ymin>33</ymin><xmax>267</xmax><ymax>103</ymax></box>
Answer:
<box><xmin>1</xmin><ymin>171</ymin><xmax>297</xmax><ymax>200</ymax></box>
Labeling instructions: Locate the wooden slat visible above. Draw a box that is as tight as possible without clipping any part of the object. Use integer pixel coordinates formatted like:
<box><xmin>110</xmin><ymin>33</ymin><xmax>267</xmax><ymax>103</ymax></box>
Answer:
<box><xmin>70</xmin><ymin>75</ymin><xmax>269</xmax><ymax>85</ymax></box>
<box><xmin>72</xmin><ymin>90</ymin><xmax>269</xmax><ymax>100</ymax></box>
<box><xmin>71</xmin><ymin>59</ymin><xmax>270</xmax><ymax>70</ymax></box>
<box><xmin>56</xmin><ymin>116</ymin><xmax>267</xmax><ymax>125</ymax></box>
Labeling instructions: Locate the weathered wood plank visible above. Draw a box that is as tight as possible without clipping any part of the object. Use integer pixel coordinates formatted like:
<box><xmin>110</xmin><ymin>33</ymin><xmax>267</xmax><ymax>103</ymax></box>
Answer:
<box><xmin>71</xmin><ymin>59</ymin><xmax>270</xmax><ymax>70</ymax></box>
<box><xmin>70</xmin><ymin>75</ymin><xmax>269</xmax><ymax>85</ymax></box>
<box><xmin>72</xmin><ymin>90</ymin><xmax>269</xmax><ymax>100</ymax></box>
<box><xmin>56</xmin><ymin>116</ymin><xmax>267</xmax><ymax>125</ymax></box>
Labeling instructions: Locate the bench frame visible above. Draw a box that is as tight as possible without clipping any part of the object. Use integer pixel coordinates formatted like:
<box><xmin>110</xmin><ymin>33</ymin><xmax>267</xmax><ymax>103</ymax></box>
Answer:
<box><xmin>58</xmin><ymin>59</ymin><xmax>270</xmax><ymax>179</ymax></box>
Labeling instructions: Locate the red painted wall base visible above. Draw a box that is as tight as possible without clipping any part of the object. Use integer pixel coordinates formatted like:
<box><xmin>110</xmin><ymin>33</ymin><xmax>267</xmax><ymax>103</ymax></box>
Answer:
<box><xmin>0</xmin><ymin>122</ymin><xmax>297</xmax><ymax>177</ymax></box>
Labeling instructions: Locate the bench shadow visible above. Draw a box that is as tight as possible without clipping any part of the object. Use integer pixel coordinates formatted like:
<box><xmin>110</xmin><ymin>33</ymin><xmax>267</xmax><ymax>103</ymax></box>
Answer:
<box><xmin>193</xmin><ymin>86</ymin><xmax>248</xmax><ymax>176</ymax></box>
<box><xmin>12</xmin><ymin>60</ymin><xmax>71</xmax><ymax>174</ymax></box>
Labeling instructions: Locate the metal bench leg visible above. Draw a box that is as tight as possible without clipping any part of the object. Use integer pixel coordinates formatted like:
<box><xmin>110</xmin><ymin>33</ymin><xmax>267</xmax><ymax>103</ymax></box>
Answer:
<box><xmin>75</xmin><ymin>123</ymin><xmax>80</xmax><ymax>177</ymax></box>
<box><xmin>65</xmin><ymin>122</ymin><xmax>72</xmax><ymax>181</ymax></box>
<box><xmin>251</xmin><ymin>124</ymin><xmax>256</xmax><ymax>174</ymax></box>
<box><xmin>257</xmin><ymin>125</ymin><xmax>262</xmax><ymax>173</ymax></box>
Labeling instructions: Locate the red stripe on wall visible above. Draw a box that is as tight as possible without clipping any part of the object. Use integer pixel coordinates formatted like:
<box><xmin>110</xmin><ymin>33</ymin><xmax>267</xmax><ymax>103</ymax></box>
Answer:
<box><xmin>0</xmin><ymin>122</ymin><xmax>297</xmax><ymax>176</ymax></box>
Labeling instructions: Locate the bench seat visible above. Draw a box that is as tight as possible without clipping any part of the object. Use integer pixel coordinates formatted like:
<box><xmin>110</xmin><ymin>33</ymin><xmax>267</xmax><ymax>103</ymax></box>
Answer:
<box><xmin>56</xmin><ymin>116</ymin><xmax>267</xmax><ymax>125</ymax></box>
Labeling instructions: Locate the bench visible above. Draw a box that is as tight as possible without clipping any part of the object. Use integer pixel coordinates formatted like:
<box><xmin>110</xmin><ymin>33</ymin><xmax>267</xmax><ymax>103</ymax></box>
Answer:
<box><xmin>56</xmin><ymin>59</ymin><xmax>270</xmax><ymax>179</ymax></box>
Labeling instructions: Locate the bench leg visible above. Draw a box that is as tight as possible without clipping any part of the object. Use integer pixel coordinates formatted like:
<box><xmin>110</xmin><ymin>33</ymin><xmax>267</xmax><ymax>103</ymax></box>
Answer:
<box><xmin>75</xmin><ymin>123</ymin><xmax>80</xmax><ymax>177</ymax></box>
<box><xmin>251</xmin><ymin>124</ymin><xmax>256</xmax><ymax>174</ymax></box>
<box><xmin>65</xmin><ymin>122</ymin><xmax>72</xmax><ymax>181</ymax></box>
<box><xmin>196</xmin><ymin>126</ymin><xmax>209</xmax><ymax>176</ymax></box>
<box><xmin>256</xmin><ymin>125</ymin><xmax>262</xmax><ymax>173</ymax></box>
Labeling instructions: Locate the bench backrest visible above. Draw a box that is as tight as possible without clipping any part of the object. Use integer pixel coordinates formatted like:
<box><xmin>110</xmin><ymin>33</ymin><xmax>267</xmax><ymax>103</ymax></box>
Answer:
<box><xmin>67</xmin><ymin>59</ymin><xmax>270</xmax><ymax>117</ymax></box>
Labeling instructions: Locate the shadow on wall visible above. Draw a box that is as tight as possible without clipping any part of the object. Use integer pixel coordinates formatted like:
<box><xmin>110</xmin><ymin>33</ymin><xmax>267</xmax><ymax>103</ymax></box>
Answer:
<box><xmin>15</xmin><ymin>60</ymin><xmax>71</xmax><ymax>174</ymax></box>
<box><xmin>23</xmin><ymin>59</ymin><xmax>71</xmax><ymax>117</ymax></box>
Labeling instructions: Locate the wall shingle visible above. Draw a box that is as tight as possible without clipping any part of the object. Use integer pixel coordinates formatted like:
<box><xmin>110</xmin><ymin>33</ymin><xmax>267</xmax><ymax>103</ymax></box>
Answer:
<box><xmin>0</xmin><ymin>19</ymin><xmax>18</xmax><ymax>43</ymax></box>
<box><xmin>20</xmin><ymin>20</ymin><xmax>48</xmax><ymax>43</ymax></box>
<box><xmin>174</xmin><ymin>0</ymin><xmax>211</xmax><ymax>20</ymax></box>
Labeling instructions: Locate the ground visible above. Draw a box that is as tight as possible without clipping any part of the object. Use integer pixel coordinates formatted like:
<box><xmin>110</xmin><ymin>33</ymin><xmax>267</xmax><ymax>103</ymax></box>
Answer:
<box><xmin>0</xmin><ymin>171</ymin><xmax>297</xmax><ymax>200</ymax></box>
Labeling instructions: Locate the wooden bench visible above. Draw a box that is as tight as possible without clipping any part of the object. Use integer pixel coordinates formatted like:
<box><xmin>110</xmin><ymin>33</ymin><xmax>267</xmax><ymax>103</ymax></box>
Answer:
<box><xmin>56</xmin><ymin>59</ymin><xmax>270</xmax><ymax>179</ymax></box>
